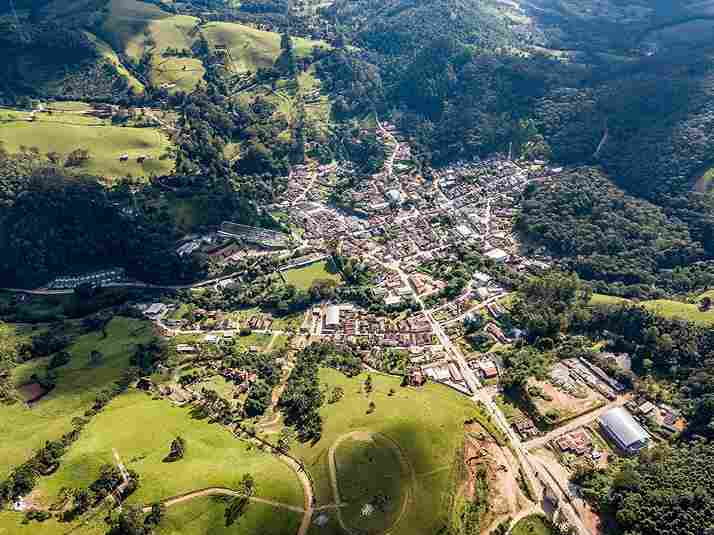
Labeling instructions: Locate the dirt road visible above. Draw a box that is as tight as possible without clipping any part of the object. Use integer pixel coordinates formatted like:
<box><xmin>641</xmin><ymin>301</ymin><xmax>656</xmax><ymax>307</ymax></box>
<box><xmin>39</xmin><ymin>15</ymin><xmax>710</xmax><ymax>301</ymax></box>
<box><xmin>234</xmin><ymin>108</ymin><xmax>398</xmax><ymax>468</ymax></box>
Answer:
<box><xmin>139</xmin><ymin>486</ymin><xmax>305</xmax><ymax>514</ymax></box>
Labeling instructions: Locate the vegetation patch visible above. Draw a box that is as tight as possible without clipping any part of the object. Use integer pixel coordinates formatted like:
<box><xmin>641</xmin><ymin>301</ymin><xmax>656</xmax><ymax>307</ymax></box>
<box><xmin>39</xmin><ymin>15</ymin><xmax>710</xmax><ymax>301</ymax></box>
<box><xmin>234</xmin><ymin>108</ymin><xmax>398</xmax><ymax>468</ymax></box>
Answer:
<box><xmin>511</xmin><ymin>514</ymin><xmax>554</xmax><ymax>535</ymax></box>
<box><xmin>0</xmin><ymin>117</ymin><xmax>173</xmax><ymax>180</ymax></box>
<box><xmin>34</xmin><ymin>391</ymin><xmax>303</xmax><ymax>509</ymax></box>
<box><xmin>288</xmin><ymin>368</ymin><xmax>483</xmax><ymax>535</ymax></box>
<box><xmin>334</xmin><ymin>433</ymin><xmax>407</xmax><ymax>534</ymax></box>
<box><xmin>0</xmin><ymin>317</ymin><xmax>153</xmax><ymax>480</ymax></box>
<box><xmin>282</xmin><ymin>260</ymin><xmax>342</xmax><ymax>291</ymax></box>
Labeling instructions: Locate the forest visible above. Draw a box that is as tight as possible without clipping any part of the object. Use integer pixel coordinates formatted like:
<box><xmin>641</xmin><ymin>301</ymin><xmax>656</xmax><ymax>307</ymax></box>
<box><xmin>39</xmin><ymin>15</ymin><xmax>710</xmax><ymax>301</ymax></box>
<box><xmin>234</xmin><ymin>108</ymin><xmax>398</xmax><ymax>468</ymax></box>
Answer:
<box><xmin>517</xmin><ymin>167</ymin><xmax>714</xmax><ymax>297</ymax></box>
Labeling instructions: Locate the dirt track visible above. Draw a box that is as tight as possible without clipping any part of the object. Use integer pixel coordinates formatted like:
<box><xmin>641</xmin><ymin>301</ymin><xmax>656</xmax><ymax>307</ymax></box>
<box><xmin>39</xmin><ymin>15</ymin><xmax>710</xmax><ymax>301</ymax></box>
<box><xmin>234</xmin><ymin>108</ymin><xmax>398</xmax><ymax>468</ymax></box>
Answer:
<box><xmin>140</xmin><ymin>486</ymin><xmax>305</xmax><ymax>514</ymax></box>
<box><xmin>327</xmin><ymin>430</ymin><xmax>415</xmax><ymax>535</ymax></box>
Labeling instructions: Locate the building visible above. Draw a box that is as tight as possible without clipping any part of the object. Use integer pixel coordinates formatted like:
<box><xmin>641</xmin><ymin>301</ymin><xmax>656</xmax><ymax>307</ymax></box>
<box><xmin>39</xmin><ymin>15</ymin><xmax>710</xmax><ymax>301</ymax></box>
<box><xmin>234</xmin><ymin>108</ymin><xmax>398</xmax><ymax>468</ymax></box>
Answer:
<box><xmin>599</xmin><ymin>407</ymin><xmax>650</xmax><ymax>454</ymax></box>
<box><xmin>386</xmin><ymin>189</ymin><xmax>402</xmax><ymax>204</ymax></box>
<box><xmin>326</xmin><ymin>305</ymin><xmax>340</xmax><ymax>327</ymax></box>
<box><xmin>455</xmin><ymin>224</ymin><xmax>473</xmax><ymax>239</ymax></box>
<box><xmin>485</xmin><ymin>248</ymin><xmax>509</xmax><ymax>263</ymax></box>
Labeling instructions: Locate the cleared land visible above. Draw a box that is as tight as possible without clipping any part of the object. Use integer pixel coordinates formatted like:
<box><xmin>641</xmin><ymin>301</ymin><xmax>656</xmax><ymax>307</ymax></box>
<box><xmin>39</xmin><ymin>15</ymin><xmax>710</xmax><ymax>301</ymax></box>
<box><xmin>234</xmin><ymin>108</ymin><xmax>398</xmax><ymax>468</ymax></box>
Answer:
<box><xmin>282</xmin><ymin>260</ymin><xmax>342</xmax><ymax>291</ymax></box>
<box><xmin>34</xmin><ymin>391</ymin><xmax>303</xmax><ymax>510</ymax></box>
<box><xmin>202</xmin><ymin>22</ymin><xmax>327</xmax><ymax>73</ymax></box>
<box><xmin>0</xmin><ymin>317</ymin><xmax>153</xmax><ymax>481</ymax></box>
<box><xmin>589</xmin><ymin>292</ymin><xmax>714</xmax><ymax>325</ymax></box>
<box><xmin>334</xmin><ymin>433</ymin><xmax>407</xmax><ymax>534</ymax></box>
<box><xmin>101</xmin><ymin>0</ymin><xmax>204</xmax><ymax>92</ymax></box>
<box><xmin>0</xmin><ymin>113</ymin><xmax>173</xmax><ymax>180</ymax></box>
<box><xmin>289</xmin><ymin>368</ymin><xmax>493</xmax><ymax>535</ymax></box>
<box><xmin>511</xmin><ymin>513</ymin><xmax>554</xmax><ymax>535</ymax></box>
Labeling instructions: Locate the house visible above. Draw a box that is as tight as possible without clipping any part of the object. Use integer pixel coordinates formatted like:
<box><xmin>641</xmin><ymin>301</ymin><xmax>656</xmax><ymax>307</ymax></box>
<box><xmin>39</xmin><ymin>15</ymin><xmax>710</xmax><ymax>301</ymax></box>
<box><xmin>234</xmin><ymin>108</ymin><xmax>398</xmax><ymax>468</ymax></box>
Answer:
<box><xmin>456</xmin><ymin>224</ymin><xmax>473</xmax><ymax>238</ymax></box>
<box><xmin>408</xmin><ymin>368</ymin><xmax>426</xmax><ymax>387</ymax></box>
<box><xmin>175</xmin><ymin>344</ymin><xmax>197</xmax><ymax>353</ymax></box>
<box><xmin>479</xmin><ymin>360</ymin><xmax>498</xmax><ymax>379</ymax></box>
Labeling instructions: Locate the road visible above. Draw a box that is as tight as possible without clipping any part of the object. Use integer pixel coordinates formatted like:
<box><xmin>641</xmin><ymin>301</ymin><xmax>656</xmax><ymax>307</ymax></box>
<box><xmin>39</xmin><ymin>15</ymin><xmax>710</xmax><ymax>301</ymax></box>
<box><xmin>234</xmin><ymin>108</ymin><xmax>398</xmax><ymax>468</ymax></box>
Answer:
<box><xmin>524</xmin><ymin>397</ymin><xmax>628</xmax><ymax>450</ymax></box>
<box><xmin>139</xmin><ymin>486</ymin><xmax>305</xmax><ymax>514</ymax></box>
<box><xmin>2</xmin><ymin>273</ymin><xmax>241</xmax><ymax>296</ymax></box>
<box><xmin>385</xmin><ymin>256</ymin><xmax>594</xmax><ymax>535</ymax></box>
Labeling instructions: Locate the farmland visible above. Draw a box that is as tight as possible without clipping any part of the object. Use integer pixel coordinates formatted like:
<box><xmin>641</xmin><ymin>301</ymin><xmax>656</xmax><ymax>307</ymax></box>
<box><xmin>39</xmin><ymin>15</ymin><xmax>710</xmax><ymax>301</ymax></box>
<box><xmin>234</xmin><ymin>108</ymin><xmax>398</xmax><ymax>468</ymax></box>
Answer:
<box><xmin>0</xmin><ymin>108</ymin><xmax>173</xmax><ymax>180</ymax></box>
<box><xmin>33</xmin><ymin>391</ymin><xmax>303</xmax><ymax>510</ymax></box>
<box><xmin>0</xmin><ymin>318</ymin><xmax>154</xmax><ymax>480</ymax></box>
<box><xmin>289</xmin><ymin>368</ymin><xmax>486</xmax><ymax>535</ymax></box>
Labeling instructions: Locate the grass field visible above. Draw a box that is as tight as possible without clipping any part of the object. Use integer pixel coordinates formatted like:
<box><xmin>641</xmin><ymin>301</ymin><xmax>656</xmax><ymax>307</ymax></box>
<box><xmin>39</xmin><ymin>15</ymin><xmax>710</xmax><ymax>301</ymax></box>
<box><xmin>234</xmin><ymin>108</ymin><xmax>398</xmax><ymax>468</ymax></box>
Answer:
<box><xmin>511</xmin><ymin>514</ymin><xmax>554</xmax><ymax>535</ymax></box>
<box><xmin>589</xmin><ymin>293</ymin><xmax>714</xmax><ymax>325</ymax></box>
<box><xmin>282</xmin><ymin>260</ymin><xmax>342</xmax><ymax>291</ymax></box>
<box><xmin>101</xmin><ymin>0</ymin><xmax>204</xmax><ymax>92</ymax></box>
<box><xmin>34</xmin><ymin>391</ymin><xmax>303</xmax><ymax>509</ymax></box>
<box><xmin>0</xmin><ymin>117</ymin><xmax>173</xmax><ymax>180</ymax></box>
<box><xmin>155</xmin><ymin>497</ymin><xmax>302</xmax><ymax>535</ymax></box>
<box><xmin>0</xmin><ymin>318</ymin><xmax>154</xmax><ymax>480</ymax></box>
<box><xmin>335</xmin><ymin>434</ymin><xmax>406</xmax><ymax>534</ymax></box>
<box><xmin>202</xmin><ymin>22</ymin><xmax>327</xmax><ymax>73</ymax></box>
<box><xmin>288</xmin><ymin>368</ymin><xmax>484</xmax><ymax>535</ymax></box>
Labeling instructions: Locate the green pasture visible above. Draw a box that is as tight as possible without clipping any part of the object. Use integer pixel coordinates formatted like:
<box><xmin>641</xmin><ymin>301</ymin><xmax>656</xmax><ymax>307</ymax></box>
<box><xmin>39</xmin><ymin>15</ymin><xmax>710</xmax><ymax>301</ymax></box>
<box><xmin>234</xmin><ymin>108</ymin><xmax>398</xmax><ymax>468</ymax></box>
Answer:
<box><xmin>289</xmin><ymin>368</ymin><xmax>483</xmax><ymax>535</ymax></box>
<box><xmin>34</xmin><ymin>391</ymin><xmax>303</xmax><ymax>509</ymax></box>
<box><xmin>282</xmin><ymin>260</ymin><xmax>342</xmax><ymax>291</ymax></box>
<box><xmin>0</xmin><ymin>318</ymin><xmax>153</xmax><ymax>480</ymax></box>
<box><xmin>156</xmin><ymin>496</ymin><xmax>302</xmax><ymax>535</ymax></box>
<box><xmin>335</xmin><ymin>434</ymin><xmax>406</xmax><ymax>534</ymax></box>
<box><xmin>0</xmin><ymin>119</ymin><xmax>173</xmax><ymax>180</ymax></box>
<box><xmin>202</xmin><ymin>22</ymin><xmax>327</xmax><ymax>73</ymax></box>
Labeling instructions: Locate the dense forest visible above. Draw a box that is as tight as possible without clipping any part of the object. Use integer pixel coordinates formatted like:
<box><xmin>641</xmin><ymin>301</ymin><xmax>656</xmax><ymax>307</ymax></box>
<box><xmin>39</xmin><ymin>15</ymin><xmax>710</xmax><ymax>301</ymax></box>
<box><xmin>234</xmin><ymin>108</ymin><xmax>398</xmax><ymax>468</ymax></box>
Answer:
<box><xmin>517</xmin><ymin>167</ymin><xmax>714</xmax><ymax>297</ymax></box>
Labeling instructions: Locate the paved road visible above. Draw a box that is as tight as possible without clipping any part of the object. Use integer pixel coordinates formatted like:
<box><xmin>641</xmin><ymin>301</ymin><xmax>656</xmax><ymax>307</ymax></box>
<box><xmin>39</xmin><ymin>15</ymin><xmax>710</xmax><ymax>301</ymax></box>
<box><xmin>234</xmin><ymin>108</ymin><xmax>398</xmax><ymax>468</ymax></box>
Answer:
<box><xmin>2</xmin><ymin>273</ymin><xmax>240</xmax><ymax>296</ymax></box>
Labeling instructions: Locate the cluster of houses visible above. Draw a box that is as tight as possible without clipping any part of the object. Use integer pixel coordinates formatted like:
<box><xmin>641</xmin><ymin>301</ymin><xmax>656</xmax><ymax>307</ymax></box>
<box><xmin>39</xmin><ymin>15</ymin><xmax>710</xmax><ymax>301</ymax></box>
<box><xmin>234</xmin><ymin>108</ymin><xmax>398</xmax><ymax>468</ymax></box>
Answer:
<box><xmin>628</xmin><ymin>398</ymin><xmax>685</xmax><ymax>434</ymax></box>
<box><xmin>275</xmin><ymin>162</ymin><xmax>336</xmax><ymax>205</ymax></box>
<box><xmin>316</xmin><ymin>304</ymin><xmax>436</xmax><ymax>347</ymax></box>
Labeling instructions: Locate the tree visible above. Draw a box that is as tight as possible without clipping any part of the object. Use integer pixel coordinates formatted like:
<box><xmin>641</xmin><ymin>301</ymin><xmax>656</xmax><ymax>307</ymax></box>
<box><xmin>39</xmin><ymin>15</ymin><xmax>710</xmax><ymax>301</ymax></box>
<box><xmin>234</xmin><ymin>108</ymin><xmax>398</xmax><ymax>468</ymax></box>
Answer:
<box><xmin>364</xmin><ymin>375</ymin><xmax>373</xmax><ymax>394</ymax></box>
<box><xmin>163</xmin><ymin>436</ymin><xmax>186</xmax><ymax>462</ymax></box>
<box><xmin>107</xmin><ymin>505</ymin><xmax>150</xmax><ymax>535</ymax></box>
<box><xmin>144</xmin><ymin>502</ymin><xmax>166</xmax><ymax>526</ymax></box>
<box><xmin>89</xmin><ymin>350</ymin><xmax>104</xmax><ymax>366</ymax></box>
<box><xmin>225</xmin><ymin>474</ymin><xmax>256</xmax><ymax>527</ymax></box>
<box><xmin>367</xmin><ymin>400</ymin><xmax>376</xmax><ymax>414</ymax></box>
<box><xmin>65</xmin><ymin>148</ymin><xmax>91</xmax><ymax>168</ymax></box>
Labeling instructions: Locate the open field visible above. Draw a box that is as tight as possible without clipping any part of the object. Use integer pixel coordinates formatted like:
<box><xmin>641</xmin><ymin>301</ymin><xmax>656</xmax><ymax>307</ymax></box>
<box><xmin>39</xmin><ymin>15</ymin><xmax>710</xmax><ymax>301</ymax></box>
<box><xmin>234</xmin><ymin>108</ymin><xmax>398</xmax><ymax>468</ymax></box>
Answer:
<box><xmin>0</xmin><ymin>317</ymin><xmax>154</xmax><ymax>480</ymax></box>
<box><xmin>528</xmin><ymin>378</ymin><xmax>605</xmax><ymax>424</ymax></box>
<box><xmin>511</xmin><ymin>514</ymin><xmax>554</xmax><ymax>535</ymax></box>
<box><xmin>0</xmin><ymin>513</ymin><xmax>105</xmax><ymax>535</ymax></box>
<box><xmin>202</xmin><ymin>22</ymin><xmax>327</xmax><ymax>73</ymax></box>
<box><xmin>282</xmin><ymin>260</ymin><xmax>342</xmax><ymax>290</ymax></box>
<box><xmin>100</xmin><ymin>0</ymin><xmax>204</xmax><ymax>92</ymax></box>
<box><xmin>34</xmin><ymin>391</ymin><xmax>303</xmax><ymax>510</ymax></box>
<box><xmin>0</xmin><ymin>116</ymin><xmax>173</xmax><ymax>180</ymax></box>
<box><xmin>288</xmin><ymin>368</ymin><xmax>489</xmax><ymax>535</ymax></box>
<box><xmin>589</xmin><ymin>292</ymin><xmax>714</xmax><ymax>325</ymax></box>
<box><xmin>335</xmin><ymin>433</ymin><xmax>407</xmax><ymax>534</ymax></box>
<box><xmin>155</xmin><ymin>497</ymin><xmax>302</xmax><ymax>535</ymax></box>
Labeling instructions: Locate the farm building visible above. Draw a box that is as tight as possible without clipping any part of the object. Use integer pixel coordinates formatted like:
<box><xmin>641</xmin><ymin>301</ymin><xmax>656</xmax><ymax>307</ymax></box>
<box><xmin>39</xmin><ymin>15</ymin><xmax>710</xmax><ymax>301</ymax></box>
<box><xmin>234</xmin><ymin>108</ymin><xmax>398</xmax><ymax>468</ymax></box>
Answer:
<box><xmin>599</xmin><ymin>407</ymin><xmax>649</xmax><ymax>454</ymax></box>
